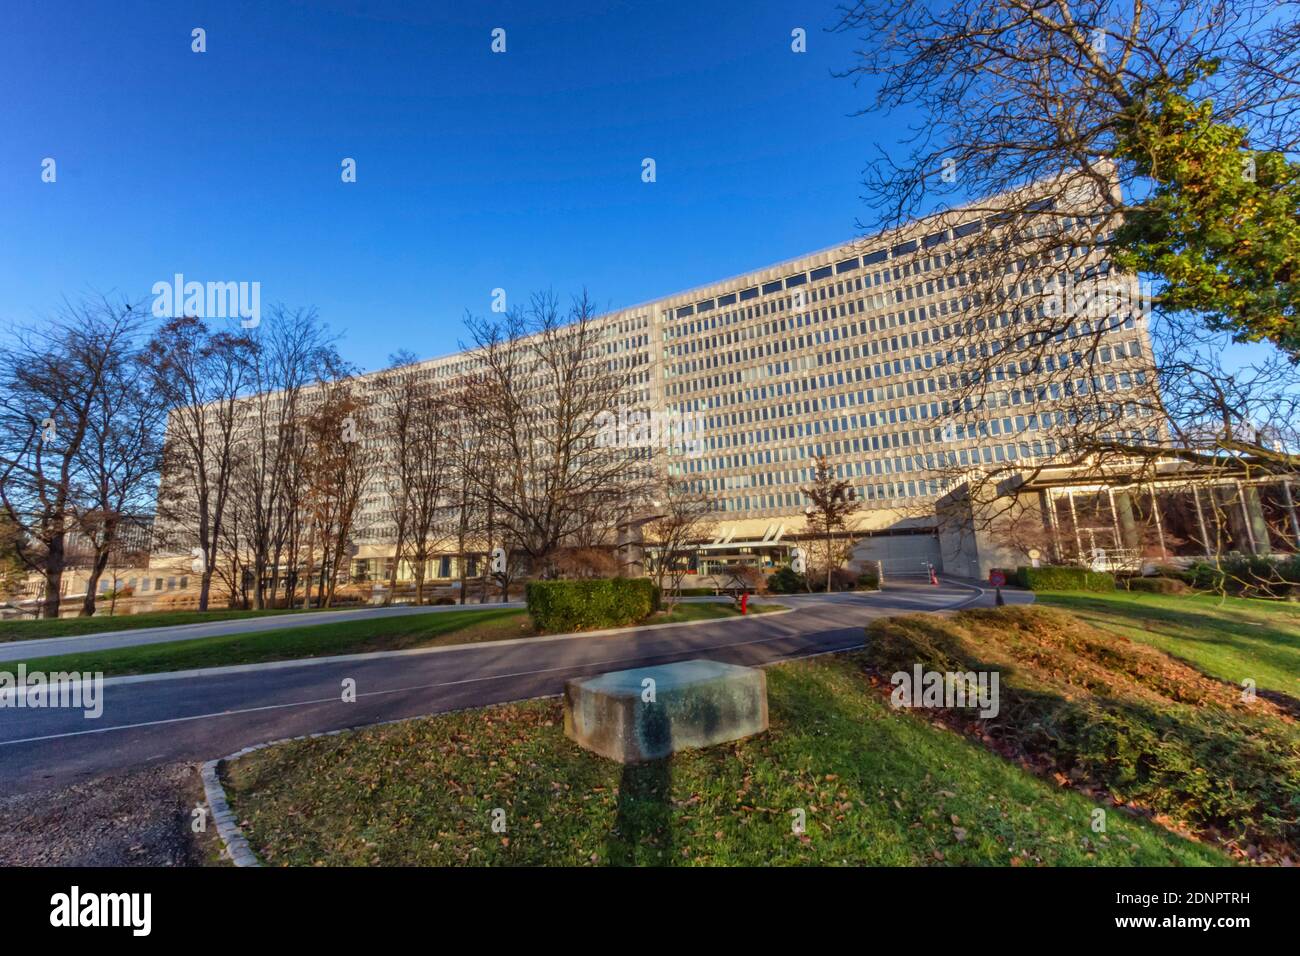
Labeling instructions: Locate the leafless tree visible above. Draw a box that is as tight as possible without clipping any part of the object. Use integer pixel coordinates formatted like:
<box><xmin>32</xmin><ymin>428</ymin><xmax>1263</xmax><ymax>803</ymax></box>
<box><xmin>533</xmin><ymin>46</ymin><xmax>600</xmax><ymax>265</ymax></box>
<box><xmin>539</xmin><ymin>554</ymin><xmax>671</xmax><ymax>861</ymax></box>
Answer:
<box><xmin>801</xmin><ymin>454</ymin><xmax>864</xmax><ymax>592</ymax></box>
<box><xmin>0</xmin><ymin>297</ymin><xmax>148</xmax><ymax>618</ymax></box>
<box><xmin>72</xmin><ymin>314</ymin><xmax>165</xmax><ymax>616</ymax></box>
<box><xmin>371</xmin><ymin>352</ymin><xmax>423</xmax><ymax>604</ymax></box>
<box><xmin>462</xmin><ymin>290</ymin><xmax>655</xmax><ymax>578</ymax></box>
<box><xmin>832</xmin><ymin>0</ymin><xmax>1300</xmax><ymax>541</ymax></box>
<box><xmin>235</xmin><ymin>306</ymin><xmax>345</xmax><ymax>609</ymax></box>
<box><xmin>400</xmin><ymin>383</ymin><xmax>453</xmax><ymax>605</ymax></box>
<box><xmin>643</xmin><ymin>479</ymin><xmax>715</xmax><ymax>611</ymax></box>
<box><xmin>146</xmin><ymin>316</ymin><xmax>256</xmax><ymax>610</ymax></box>
<box><xmin>300</xmin><ymin>380</ymin><xmax>370</xmax><ymax>608</ymax></box>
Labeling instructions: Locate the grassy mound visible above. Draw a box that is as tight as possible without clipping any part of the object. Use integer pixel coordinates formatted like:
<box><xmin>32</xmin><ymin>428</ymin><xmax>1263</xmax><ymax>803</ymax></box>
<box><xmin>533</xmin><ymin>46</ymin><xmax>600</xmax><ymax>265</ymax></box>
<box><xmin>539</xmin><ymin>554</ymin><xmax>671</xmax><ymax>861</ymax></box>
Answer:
<box><xmin>222</xmin><ymin>652</ymin><xmax>1223</xmax><ymax>867</ymax></box>
<box><xmin>864</xmin><ymin>606</ymin><xmax>1300</xmax><ymax>861</ymax></box>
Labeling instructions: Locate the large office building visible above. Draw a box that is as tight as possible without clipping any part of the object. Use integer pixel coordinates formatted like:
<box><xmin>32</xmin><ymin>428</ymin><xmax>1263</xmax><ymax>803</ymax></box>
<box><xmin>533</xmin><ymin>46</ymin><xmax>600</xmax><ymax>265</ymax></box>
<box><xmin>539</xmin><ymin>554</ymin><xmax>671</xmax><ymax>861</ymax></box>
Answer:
<box><xmin>145</xmin><ymin>177</ymin><xmax>1222</xmax><ymax>601</ymax></box>
<box><xmin>330</xmin><ymin>179</ymin><xmax>1162</xmax><ymax>581</ymax></box>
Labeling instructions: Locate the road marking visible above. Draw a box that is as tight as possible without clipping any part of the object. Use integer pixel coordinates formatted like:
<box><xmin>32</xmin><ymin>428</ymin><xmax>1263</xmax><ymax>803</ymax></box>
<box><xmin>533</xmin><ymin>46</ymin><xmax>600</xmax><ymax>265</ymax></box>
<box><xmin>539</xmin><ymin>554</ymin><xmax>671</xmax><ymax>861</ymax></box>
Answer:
<box><xmin>0</xmin><ymin>623</ymin><xmax>857</xmax><ymax>747</ymax></box>
<box><xmin>1</xmin><ymin>605</ymin><xmax>798</xmax><ymax>686</ymax></box>
<box><xmin>0</xmin><ymin>583</ymin><xmax>984</xmax><ymax>752</ymax></box>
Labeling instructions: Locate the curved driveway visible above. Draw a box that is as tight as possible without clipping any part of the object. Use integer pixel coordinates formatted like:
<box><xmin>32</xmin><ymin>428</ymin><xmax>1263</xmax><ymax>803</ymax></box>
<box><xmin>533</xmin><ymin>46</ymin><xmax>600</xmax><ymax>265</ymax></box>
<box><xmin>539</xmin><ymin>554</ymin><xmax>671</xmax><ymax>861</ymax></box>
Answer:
<box><xmin>0</xmin><ymin>579</ymin><xmax>1021</xmax><ymax>795</ymax></box>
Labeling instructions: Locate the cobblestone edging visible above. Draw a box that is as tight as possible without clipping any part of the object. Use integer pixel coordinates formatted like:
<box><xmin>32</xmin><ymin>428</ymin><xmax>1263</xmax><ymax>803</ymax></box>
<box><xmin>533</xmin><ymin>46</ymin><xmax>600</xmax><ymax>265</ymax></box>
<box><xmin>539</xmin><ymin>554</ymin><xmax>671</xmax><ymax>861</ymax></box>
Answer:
<box><xmin>200</xmin><ymin>722</ymin><xmax>411</xmax><ymax>867</ymax></box>
<box><xmin>200</xmin><ymin>754</ymin><xmax>263</xmax><ymax>867</ymax></box>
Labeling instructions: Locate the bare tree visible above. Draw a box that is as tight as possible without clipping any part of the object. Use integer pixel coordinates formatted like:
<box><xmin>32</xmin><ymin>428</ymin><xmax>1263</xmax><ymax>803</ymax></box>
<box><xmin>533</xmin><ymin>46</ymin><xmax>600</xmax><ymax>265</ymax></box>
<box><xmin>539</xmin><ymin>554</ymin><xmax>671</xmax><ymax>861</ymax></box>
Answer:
<box><xmin>236</xmin><ymin>306</ymin><xmax>345</xmax><ymax>609</ymax></box>
<box><xmin>301</xmin><ymin>380</ymin><xmax>370</xmax><ymax>607</ymax></box>
<box><xmin>147</xmin><ymin>316</ymin><xmax>255</xmax><ymax>611</ymax></box>
<box><xmin>801</xmin><ymin>454</ymin><xmax>864</xmax><ymax>592</ymax></box>
<box><xmin>831</xmin><ymin>0</ymin><xmax>1300</xmax><ymax>543</ymax></box>
<box><xmin>643</xmin><ymin>480</ymin><xmax>715</xmax><ymax>611</ymax></box>
<box><xmin>462</xmin><ymin>290</ymin><xmax>654</xmax><ymax>578</ymax></box>
<box><xmin>0</xmin><ymin>298</ymin><xmax>147</xmax><ymax>618</ymax></box>
<box><xmin>371</xmin><ymin>351</ymin><xmax>423</xmax><ymax>604</ymax></box>
<box><xmin>401</xmin><ymin>384</ymin><xmax>453</xmax><ymax>605</ymax></box>
<box><xmin>72</xmin><ymin>316</ymin><xmax>165</xmax><ymax>616</ymax></box>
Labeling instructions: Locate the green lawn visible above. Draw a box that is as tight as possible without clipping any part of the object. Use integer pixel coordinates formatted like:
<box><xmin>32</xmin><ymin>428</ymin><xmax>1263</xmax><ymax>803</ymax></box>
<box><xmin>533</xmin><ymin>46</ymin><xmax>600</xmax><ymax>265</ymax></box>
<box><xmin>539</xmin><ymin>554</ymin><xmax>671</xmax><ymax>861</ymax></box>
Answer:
<box><xmin>0</xmin><ymin>608</ymin><xmax>533</xmax><ymax>677</ymax></box>
<box><xmin>222</xmin><ymin>652</ymin><xmax>1227</xmax><ymax>867</ymax></box>
<box><xmin>656</xmin><ymin>601</ymin><xmax>785</xmax><ymax>623</ymax></box>
<box><xmin>1038</xmin><ymin>590</ymin><xmax>1300</xmax><ymax>700</ymax></box>
<box><xmin>0</xmin><ymin>600</ymin><xmax>784</xmax><ymax>678</ymax></box>
<box><xmin>0</xmin><ymin>604</ymin><xmax>360</xmax><ymax>643</ymax></box>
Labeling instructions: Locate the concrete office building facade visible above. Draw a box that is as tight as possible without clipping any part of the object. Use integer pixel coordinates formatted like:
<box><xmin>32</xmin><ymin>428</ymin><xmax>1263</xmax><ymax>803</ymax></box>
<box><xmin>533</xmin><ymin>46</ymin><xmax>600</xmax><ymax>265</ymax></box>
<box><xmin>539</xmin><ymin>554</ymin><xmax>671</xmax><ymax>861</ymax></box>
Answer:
<box><xmin>339</xmin><ymin>181</ymin><xmax>1155</xmax><ymax>581</ymax></box>
<box><xmin>150</xmin><ymin>180</ymin><xmax>1163</xmax><ymax>592</ymax></box>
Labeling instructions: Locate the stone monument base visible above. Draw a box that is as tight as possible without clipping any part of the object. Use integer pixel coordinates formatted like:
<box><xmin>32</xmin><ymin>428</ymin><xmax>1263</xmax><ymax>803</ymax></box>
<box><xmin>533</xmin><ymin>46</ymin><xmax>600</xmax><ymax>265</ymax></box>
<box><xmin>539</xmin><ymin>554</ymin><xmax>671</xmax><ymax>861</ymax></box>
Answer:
<box><xmin>563</xmin><ymin>658</ymin><xmax>768</xmax><ymax>763</ymax></box>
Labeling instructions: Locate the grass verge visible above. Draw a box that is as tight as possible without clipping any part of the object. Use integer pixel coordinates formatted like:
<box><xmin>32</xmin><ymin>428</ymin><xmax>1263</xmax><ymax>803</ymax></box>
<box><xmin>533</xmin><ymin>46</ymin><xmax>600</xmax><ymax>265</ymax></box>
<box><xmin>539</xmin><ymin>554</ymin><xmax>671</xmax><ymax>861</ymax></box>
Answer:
<box><xmin>0</xmin><ymin>601</ymin><xmax>785</xmax><ymax>678</ymax></box>
<box><xmin>221</xmin><ymin>651</ymin><xmax>1225</xmax><ymax>866</ymax></box>
<box><xmin>0</xmin><ymin>604</ymin><xmax>361</xmax><ymax>643</ymax></box>
<box><xmin>1037</xmin><ymin>590</ymin><xmax>1300</xmax><ymax>702</ymax></box>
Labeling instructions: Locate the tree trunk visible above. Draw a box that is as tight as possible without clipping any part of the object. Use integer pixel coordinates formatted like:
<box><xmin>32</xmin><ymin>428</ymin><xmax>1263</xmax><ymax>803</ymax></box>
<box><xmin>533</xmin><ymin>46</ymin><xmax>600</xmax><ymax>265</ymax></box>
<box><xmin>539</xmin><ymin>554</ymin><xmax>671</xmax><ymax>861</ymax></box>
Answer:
<box><xmin>198</xmin><ymin>567</ymin><xmax>213</xmax><ymax>612</ymax></box>
<box><xmin>80</xmin><ymin>549</ymin><xmax>112</xmax><ymax>617</ymax></box>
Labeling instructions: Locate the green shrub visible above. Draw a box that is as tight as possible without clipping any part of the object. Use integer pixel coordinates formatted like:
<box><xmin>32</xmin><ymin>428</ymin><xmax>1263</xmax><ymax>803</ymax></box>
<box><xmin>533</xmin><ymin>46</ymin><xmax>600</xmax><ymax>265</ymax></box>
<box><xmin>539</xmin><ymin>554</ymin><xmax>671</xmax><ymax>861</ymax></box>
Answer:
<box><xmin>1188</xmin><ymin>556</ymin><xmax>1296</xmax><ymax>597</ymax></box>
<box><xmin>1126</xmin><ymin>576</ymin><xmax>1188</xmax><ymax>594</ymax></box>
<box><xmin>862</xmin><ymin>606</ymin><xmax>1300</xmax><ymax>856</ymax></box>
<box><xmin>525</xmin><ymin>577</ymin><xmax>659</xmax><ymax>632</ymax></box>
<box><xmin>675</xmin><ymin>587</ymin><xmax>717</xmax><ymax>597</ymax></box>
<box><xmin>766</xmin><ymin>566</ymin><xmax>806</xmax><ymax>594</ymax></box>
<box><xmin>1015</xmin><ymin>565</ymin><xmax>1115</xmax><ymax>592</ymax></box>
<box><xmin>1150</xmin><ymin>564</ymin><xmax>1193</xmax><ymax>583</ymax></box>
<box><xmin>856</xmin><ymin>570</ymin><xmax>880</xmax><ymax>590</ymax></box>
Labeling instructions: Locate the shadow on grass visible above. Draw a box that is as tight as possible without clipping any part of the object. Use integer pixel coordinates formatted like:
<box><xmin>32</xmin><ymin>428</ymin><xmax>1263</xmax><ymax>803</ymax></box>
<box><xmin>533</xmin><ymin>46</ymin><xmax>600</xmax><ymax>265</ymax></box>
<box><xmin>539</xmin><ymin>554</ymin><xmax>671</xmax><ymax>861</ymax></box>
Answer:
<box><xmin>1043</xmin><ymin>592</ymin><xmax>1300</xmax><ymax>704</ymax></box>
<box><xmin>606</xmin><ymin>702</ymin><xmax>674</xmax><ymax>866</ymax></box>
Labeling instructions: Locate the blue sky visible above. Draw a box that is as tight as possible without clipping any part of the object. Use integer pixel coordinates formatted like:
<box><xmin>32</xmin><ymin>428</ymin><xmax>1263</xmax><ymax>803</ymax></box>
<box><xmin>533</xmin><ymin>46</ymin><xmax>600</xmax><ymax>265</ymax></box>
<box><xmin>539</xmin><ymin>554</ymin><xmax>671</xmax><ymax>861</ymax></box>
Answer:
<box><xmin>0</xmin><ymin>0</ymin><xmax>896</xmax><ymax>371</ymax></box>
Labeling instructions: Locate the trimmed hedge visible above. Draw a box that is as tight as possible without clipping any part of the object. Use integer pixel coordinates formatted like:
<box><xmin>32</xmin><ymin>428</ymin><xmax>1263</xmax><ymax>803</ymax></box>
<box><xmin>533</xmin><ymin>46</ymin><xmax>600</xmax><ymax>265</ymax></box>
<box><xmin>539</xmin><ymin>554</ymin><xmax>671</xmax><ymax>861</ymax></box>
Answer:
<box><xmin>525</xmin><ymin>577</ymin><xmax>660</xmax><ymax>633</ymax></box>
<box><xmin>1015</xmin><ymin>565</ymin><xmax>1115</xmax><ymax>592</ymax></box>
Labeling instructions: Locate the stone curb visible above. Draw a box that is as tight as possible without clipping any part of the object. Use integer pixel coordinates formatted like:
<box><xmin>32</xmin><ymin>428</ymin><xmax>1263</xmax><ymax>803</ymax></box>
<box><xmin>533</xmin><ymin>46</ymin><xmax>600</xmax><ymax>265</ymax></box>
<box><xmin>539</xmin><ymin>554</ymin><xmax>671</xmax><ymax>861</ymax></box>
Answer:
<box><xmin>199</xmin><ymin>713</ymin><xmax>471</xmax><ymax>867</ymax></box>
<box><xmin>201</xmin><ymin>725</ymin><xmax>362</xmax><ymax>867</ymax></box>
<box><xmin>200</xmin><ymin>756</ymin><xmax>261</xmax><ymax>867</ymax></box>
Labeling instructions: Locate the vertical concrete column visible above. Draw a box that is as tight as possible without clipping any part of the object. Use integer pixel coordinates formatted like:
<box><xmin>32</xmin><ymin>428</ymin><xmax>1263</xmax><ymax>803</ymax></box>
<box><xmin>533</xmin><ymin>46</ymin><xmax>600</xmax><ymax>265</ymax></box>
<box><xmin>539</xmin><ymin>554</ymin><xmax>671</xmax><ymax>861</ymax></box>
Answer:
<box><xmin>1215</xmin><ymin>484</ymin><xmax>1252</xmax><ymax>553</ymax></box>
<box><xmin>616</xmin><ymin>520</ymin><xmax>646</xmax><ymax>577</ymax></box>
<box><xmin>1148</xmin><ymin>487</ymin><xmax>1169</xmax><ymax>558</ymax></box>
<box><xmin>1113</xmin><ymin>490</ymin><xmax>1140</xmax><ymax>550</ymax></box>
<box><xmin>1281</xmin><ymin>481</ymin><xmax>1300</xmax><ymax>549</ymax></box>
<box><xmin>1241</xmin><ymin>483</ymin><xmax>1272</xmax><ymax>556</ymax></box>
<box><xmin>1191</xmin><ymin>485</ymin><xmax>1213</xmax><ymax>557</ymax></box>
<box><xmin>1043</xmin><ymin>490</ymin><xmax>1065</xmax><ymax>563</ymax></box>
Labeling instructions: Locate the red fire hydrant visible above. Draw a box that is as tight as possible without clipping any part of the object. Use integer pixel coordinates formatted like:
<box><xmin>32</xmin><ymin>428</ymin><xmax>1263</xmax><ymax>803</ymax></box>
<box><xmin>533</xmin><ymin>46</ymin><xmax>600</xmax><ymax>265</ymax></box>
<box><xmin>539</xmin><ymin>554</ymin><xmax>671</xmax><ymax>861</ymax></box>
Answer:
<box><xmin>740</xmin><ymin>592</ymin><xmax>749</xmax><ymax>615</ymax></box>
<box><xmin>928</xmin><ymin>564</ymin><xmax>939</xmax><ymax>586</ymax></box>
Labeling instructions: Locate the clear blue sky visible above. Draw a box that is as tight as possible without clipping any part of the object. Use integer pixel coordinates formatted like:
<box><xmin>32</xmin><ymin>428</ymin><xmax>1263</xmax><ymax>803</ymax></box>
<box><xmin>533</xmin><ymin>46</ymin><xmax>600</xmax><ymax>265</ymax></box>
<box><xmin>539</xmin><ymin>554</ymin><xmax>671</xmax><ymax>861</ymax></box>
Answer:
<box><xmin>0</xmin><ymin>0</ymin><xmax>896</xmax><ymax>371</ymax></box>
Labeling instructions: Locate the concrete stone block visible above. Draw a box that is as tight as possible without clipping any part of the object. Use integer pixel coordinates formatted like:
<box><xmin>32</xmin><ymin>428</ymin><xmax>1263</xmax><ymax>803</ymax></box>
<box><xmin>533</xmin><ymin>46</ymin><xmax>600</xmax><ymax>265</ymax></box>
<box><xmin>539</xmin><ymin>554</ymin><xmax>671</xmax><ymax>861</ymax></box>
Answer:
<box><xmin>563</xmin><ymin>658</ymin><xmax>768</xmax><ymax>763</ymax></box>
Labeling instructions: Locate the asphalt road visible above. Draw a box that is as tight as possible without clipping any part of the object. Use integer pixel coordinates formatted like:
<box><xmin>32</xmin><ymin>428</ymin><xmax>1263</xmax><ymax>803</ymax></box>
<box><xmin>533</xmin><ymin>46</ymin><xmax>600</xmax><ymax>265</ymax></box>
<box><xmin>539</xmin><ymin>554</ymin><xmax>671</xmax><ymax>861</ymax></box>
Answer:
<box><xmin>0</xmin><ymin>579</ymin><xmax>1020</xmax><ymax>796</ymax></box>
